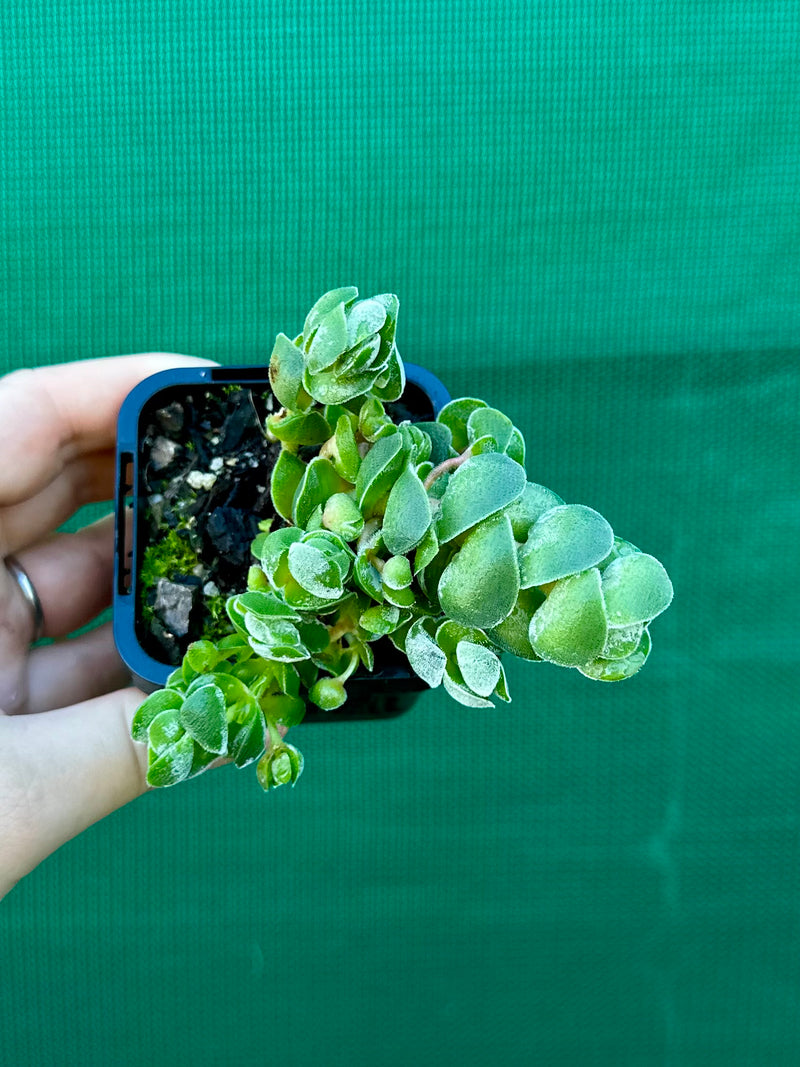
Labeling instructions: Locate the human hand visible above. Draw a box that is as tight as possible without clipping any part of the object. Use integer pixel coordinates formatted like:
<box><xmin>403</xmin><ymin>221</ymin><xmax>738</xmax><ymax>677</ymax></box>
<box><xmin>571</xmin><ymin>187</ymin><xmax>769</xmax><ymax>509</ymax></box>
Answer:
<box><xmin>0</xmin><ymin>353</ymin><xmax>214</xmax><ymax>899</ymax></box>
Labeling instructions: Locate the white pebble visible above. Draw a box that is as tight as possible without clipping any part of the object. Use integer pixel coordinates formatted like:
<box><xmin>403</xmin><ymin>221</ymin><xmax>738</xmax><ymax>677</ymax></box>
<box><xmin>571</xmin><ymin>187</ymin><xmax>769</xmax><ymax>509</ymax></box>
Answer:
<box><xmin>187</xmin><ymin>471</ymin><xmax>217</xmax><ymax>491</ymax></box>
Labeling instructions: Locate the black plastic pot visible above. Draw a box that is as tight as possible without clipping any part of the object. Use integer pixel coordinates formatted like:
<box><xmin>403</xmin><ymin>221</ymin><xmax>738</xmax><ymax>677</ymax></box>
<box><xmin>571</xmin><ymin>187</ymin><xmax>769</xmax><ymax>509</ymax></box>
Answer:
<box><xmin>114</xmin><ymin>362</ymin><xmax>450</xmax><ymax>721</ymax></box>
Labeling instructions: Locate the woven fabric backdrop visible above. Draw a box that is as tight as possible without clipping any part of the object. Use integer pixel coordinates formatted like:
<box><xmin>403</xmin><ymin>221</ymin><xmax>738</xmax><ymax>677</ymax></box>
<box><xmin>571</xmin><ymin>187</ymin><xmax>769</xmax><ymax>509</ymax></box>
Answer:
<box><xmin>1</xmin><ymin>3</ymin><xmax>799</xmax><ymax>1065</ymax></box>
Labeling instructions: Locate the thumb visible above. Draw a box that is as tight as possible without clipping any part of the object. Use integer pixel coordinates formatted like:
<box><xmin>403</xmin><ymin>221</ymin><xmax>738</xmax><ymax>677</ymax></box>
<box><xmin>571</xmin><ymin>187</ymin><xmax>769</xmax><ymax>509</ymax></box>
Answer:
<box><xmin>0</xmin><ymin>688</ymin><xmax>148</xmax><ymax>895</ymax></box>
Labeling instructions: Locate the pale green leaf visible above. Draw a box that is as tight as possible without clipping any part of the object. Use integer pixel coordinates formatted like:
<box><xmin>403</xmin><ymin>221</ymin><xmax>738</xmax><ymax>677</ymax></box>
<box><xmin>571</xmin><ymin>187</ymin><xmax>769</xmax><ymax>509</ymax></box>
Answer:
<box><xmin>287</xmin><ymin>541</ymin><xmax>345</xmax><ymax>599</ymax></box>
<box><xmin>436</xmin><ymin>397</ymin><xmax>487</xmax><ymax>452</ymax></box>
<box><xmin>268</xmin><ymin>332</ymin><xmax>306</xmax><ymax>409</ymax></box>
<box><xmin>506</xmin><ymin>483</ymin><xmax>564</xmax><ymax>541</ymax></box>
<box><xmin>437</xmin><ymin>452</ymin><xmax>526</xmax><ymax>544</ymax></box>
<box><xmin>456</xmin><ymin>640</ymin><xmax>501</xmax><ymax>697</ymax></box>
<box><xmin>438</xmin><ymin>514</ymin><xmax>520</xmax><ymax>630</ymax></box>
<box><xmin>146</xmin><ymin>733</ymin><xmax>195</xmax><ymax>788</ymax></box>
<box><xmin>382</xmin><ymin>463</ymin><xmax>432</xmax><ymax>555</ymax></box>
<box><xmin>405</xmin><ymin>618</ymin><xmax>447</xmax><ymax>688</ymax></box>
<box><xmin>355</xmin><ymin>432</ymin><xmax>405</xmax><ymax>515</ymax></box>
<box><xmin>131</xmin><ymin>689</ymin><xmax>183</xmax><ymax>743</ymax></box>
<box><xmin>518</xmin><ymin>504</ymin><xmax>614</xmax><ymax>588</ymax></box>
<box><xmin>579</xmin><ymin>629</ymin><xmax>652</xmax><ymax>681</ymax></box>
<box><xmin>529</xmin><ymin>568</ymin><xmax>608</xmax><ymax>667</ymax></box>
<box><xmin>467</xmin><ymin>407</ymin><xmax>514</xmax><ymax>453</ymax></box>
<box><xmin>601</xmin><ymin>553</ymin><xmax>673</xmax><ymax>625</ymax></box>
<box><xmin>180</xmin><ymin>683</ymin><xmax>228</xmax><ymax>754</ymax></box>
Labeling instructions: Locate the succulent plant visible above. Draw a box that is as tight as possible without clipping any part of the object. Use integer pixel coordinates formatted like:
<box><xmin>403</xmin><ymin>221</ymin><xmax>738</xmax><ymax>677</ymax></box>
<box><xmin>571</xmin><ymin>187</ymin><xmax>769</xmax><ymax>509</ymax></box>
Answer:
<box><xmin>131</xmin><ymin>288</ymin><xmax>673</xmax><ymax>793</ymax></box>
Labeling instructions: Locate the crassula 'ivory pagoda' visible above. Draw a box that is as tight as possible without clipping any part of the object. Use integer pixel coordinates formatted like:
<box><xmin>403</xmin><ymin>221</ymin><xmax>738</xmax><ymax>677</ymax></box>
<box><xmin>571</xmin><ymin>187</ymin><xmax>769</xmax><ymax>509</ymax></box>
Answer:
<box><xmin>131</xmin><ymin>288</ymin><xmax>673</xmax><ymax>792</ymax></box>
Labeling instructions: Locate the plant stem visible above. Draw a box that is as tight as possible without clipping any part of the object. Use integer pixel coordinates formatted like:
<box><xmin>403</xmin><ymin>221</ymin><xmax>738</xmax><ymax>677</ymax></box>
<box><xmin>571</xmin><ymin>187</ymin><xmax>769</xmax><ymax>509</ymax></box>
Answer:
<box><xmin>423</xmin><ymin>446</ymin><xmax>474</xmax><ymax>490</ymax></box>
<box><xmin>335</xmin><ymin>651</ymin><xmax>360</xmax><ymax>685</ymax></box>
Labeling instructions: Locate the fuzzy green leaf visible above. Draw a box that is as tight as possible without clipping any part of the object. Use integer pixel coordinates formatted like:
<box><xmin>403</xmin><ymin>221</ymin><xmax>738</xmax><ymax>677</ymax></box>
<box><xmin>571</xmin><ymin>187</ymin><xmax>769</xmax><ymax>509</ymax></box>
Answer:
<box><xmin>355</xmin><ymin>432</ymin><xmax>406</xmax><ymax>515</ymax></box>
<box><xmin>287</xmin><ymin>541</ymin><xmax>345</xmax><ymax>599</ymax></box>
<box><xmin>268</xmin><ymin>332</ymin><xmax>306</xmax><ymax>409</ymax></box>
<box><xmin>438</xmin><ymin>514</ymin><xmax>520</xmax><ymax>630</ymax></box>
<box><xmin>467</xmin><ymin>407</ymin><xmax>514</xmax><ymax>453</ymax></box>
<box><xmin>488</xmin><ymin>587</ymin><xmax>545</xmax><ymax>661</ymax></box>
<box><xmin>270</xmin><ymin>449</ymin><xmax>306</xmax><ymax>522</ymax></box>
<box><xmin>371</xmin><ymin>346</ymin><xmax>405</xmax><ymax>402</ymax></box>
<box><xmin>506</xmin><ymin>428</ymin><xmax>525</xmax><ymax>466</ymax></box>
<box><xmin>333</xmin><ymin>414</ymin><xmax>362</xmax><ymax>482</ymax></box>
<box><xmin>293</xmin><ymin>457</ymin><xmax>352</xmax><ymax>529</ymax></box>
<box><xmin>354</xmin><ymin>551</ymin><xmax>384</xmax><ymax>601</ymax></box>
<box><xmin>131</xmin><ymin>689</ymin><xmax>183</xmax><ymax>743</ymax></box>
<box><xmin>456</xmin><ymin>640</ymin><xmax>501</xmax><ymax>697</ymax></box>
<box><xmin>405</xmin><ymin>618</ymin><xmax>447</xmax><ymax>688</ymax></box>
<box><xmin>413</xmin><ymin>523</ymin><xmax>439</xmax><ymax>575</ymax></box>
<box><xmin>601</xmin><ymin>553</ymin><xmax>674</xmax><ymax>625</ymax></box>
<box><xmin>579</xmin><ymin>629</ymin><xmax>652</xmax><ymax>682</ymax></box>
<box><xmin>382</xmin><ymin>584</ymin><xmax>416</xmax><ymax>608</ymax></box>
<box><xmin>360</xmin><ymin>603</ymin><xmax>401</xmax><ymax>637</ymax></box>
<box><xmin>602</xmin><ymin>622</ymin><xmax>645</xmax><ymax>660</ymax></box>
<box><xmin>506</xmin><ymin>483</ymin><xmax>565</xmax><ymax>541</ymax></box>
<box><xmin>257</xmin><ymin>527</ymin><xmax>304</xmax><ymax>585</ymax></box>
<box><xmin>382</xmin><ymin>555</ymin><xmax>413</xmax><ymax>591</ymax></box>
<box><xmin>147</xmin><ymin>708</ymin><xmax>184</xmax><ymax>755</ymax></box>
<box><xmin>306</xmin><ymin>301</ymin><xmax>349</xmax><ymax>373</ymax></box>
<box><xmin>146</xmin><ymin>733</ymin><xmax>195</xmax><ymax>788</ymax></box>
<box><xmin>235</xmin><ymin>590</ymin><xmax>301</xmax><ymax>620</ymax></box>
<box><xmin>267</xmin><ymin>409</ymin><xmax>331</xmax><ymax>446</ymax></box>
<box><xmin>382</xmin><ymin>463</ymin><xmax>432</xmax><ymax>555</ymax></box>
<box><xmin>303</xmin><ymin>286</ymin><xmax>358</xmax><ymax>340</ymax></box>
<box><xmin>180</xmin><ymin>683</ymin><xmax>228</xmax><ymax>754</ymax></box>
<box><xmin>437</xmin><ymin>452</ymin><xmax>526</xmax><ymax>544</ymax></box>
<box><xmin>322</xmin><ymin>492</ymin><xmax>364</xmax><ymax>541</ymax></box>
<box><xmin>442</xmin><ymin>664</ymin><xmax>495</xmax><ymax>708</ymax></box>
<box><xmin>518</xmin><ymin>505</ymin><xmax>614</xmax><ymax>588</ymax></box>
<box><xmin>185</xmin><ymin>640</ymin><xmax>220</xmax><ymax>674</ymax></box>
<box><xmin>413</xmin><ymin>421</ymin><xmax>453</xmax><ymax>465</ymax></box>
<box><xmin>228</xmin><ymin>707</ymin><xmax>266</xmax><ymax>768</ymax></box>
<box><xmin>529</xmin><ymin>568</ymin><xmax>608</xmax><ymax>667</ymax></box>
<box><xmin>261</xmin><ymin>693</ymin><xmax>307</xmax><ymax>728</ymax></box>
<box><xmin>436</xmin><ymin>397</ymin><xmax>487</xmax><ymax>453</ymax></box>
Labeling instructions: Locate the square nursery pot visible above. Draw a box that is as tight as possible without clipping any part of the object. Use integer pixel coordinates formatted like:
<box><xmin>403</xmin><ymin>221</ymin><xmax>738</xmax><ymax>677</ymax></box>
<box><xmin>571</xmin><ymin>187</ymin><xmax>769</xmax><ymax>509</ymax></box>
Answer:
<box><xmin>114</xmin><ymin>362</ymin><xmax>450</xmax><ymax>722</ymax></box>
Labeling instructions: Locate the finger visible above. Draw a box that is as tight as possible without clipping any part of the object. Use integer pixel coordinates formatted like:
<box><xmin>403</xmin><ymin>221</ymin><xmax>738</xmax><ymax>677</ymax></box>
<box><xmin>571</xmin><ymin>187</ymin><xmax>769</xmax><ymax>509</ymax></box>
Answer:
<box><xmin>22</xmin><ymin>622</ymin><xmax>131</xmax><ymax>714</ymax></box>
<box><xmin>12</xmin><ymin>514</ymin><xmax>116</xmax><ymax>639</ymax></box>
<box><xmin>0</xmin><ymin>353</ymin><xmax>216</xmax><ymax>508</ymax></box>
<box><xmin>0</xmin><ymin>686</ymin><xmax>148</xmax><ymax>894</ymax></box>
<box><xmin>0</xmin><ymin>449</ymin><xmax>115</xmax><ymax>557</ymax></box>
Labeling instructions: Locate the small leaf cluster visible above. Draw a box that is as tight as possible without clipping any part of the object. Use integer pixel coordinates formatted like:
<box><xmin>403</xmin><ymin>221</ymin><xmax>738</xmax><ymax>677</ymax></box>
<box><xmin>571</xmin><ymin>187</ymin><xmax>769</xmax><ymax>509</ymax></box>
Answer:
<box><xmin>132</xmin><ymin>287</ymin><xmax>673</xmax><ymax>793</ymax></box>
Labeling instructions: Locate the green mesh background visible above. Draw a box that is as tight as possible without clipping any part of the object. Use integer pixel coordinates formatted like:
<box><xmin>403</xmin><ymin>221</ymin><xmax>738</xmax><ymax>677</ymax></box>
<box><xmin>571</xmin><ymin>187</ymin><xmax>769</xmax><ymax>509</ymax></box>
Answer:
<box><xmin>1</xmin><ymin>3</ymin><xmax>799</xmax><ymax>1065</ymax></box>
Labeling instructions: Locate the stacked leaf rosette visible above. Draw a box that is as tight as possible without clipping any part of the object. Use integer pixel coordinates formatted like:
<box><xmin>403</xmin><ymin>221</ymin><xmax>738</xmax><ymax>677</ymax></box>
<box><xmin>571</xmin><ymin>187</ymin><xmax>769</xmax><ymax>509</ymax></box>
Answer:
<box><xmin>131</xmin><ymin>288</ymin><xmax>673</xmax><ymax>793</ymax></box>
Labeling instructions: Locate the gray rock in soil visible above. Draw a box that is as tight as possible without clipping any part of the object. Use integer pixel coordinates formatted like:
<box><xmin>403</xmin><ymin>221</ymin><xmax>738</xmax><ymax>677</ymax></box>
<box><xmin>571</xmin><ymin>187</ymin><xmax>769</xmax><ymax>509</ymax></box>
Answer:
<box><xmin>154</xmin><ymin>578</ymin><xmax>196</xmax><ymax>637</ymax></box>
<box><xmin>155</xmin><ymin>401</ymin><xmax>184</xmax><ymax>434</ymax></box>
<box><xmin>150</xmin><ymin>436</ymin><xmax>180</xmax><ymax>471</ymax></box>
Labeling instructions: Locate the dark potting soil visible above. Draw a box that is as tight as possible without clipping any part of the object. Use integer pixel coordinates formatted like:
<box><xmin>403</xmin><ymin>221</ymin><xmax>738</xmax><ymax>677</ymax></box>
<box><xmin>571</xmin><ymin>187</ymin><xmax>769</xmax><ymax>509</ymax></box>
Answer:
<box><xmin>137</xmin><ymin>384</ymin><xmax>281</xmax><ymax>665</ymax></box>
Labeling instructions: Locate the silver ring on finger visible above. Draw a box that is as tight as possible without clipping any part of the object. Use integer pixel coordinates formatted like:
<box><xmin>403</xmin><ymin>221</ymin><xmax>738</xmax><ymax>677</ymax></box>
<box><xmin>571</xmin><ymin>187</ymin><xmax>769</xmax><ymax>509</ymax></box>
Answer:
<box><xmin>5</xmin><ymin>554</ymin><xmax>45</xmax><ymax>644</ymax></box>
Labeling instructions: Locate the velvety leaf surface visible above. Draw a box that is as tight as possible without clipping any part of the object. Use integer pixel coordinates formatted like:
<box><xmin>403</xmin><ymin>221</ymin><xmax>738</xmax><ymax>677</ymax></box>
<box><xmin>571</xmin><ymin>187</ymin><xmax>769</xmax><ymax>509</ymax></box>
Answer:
<box><xmin>455</xmin><ymin>640</ymin><xmax>501</xmax><ymax>697</ymax></box>
<box><xmin>382</xmin><ymin>463</ymin><xmax>432</xmax><ymax>555</ymax></box>
<box><xmin>518</xmin><ymin>504</ymin><xmax>614</xmax><ymax>587</ymax></box>
<box><xmin>436</xmin><ymin>397</ymin><xmax>487</xmax><ymax>452</ymax></box>
<box><xmin>438</xmin><ymin>514</ymin><xmax>520</xmax><ymax>629</ymax></box>
<box><xmin>405</xmin><ymin>618</ymin><xmax>447</xmax><ymax>688</ymax></box>
<box><xmin>179</xmin><ymin>683</ymin><xmax>228</xmax><ymax>754</ymax></box>
<box><xmin>579</xmin><ymin>628</ymin><xmax>652</xmax><ymax>681</ymax></box>
<box><xmin>437</xmin><ymin>452</ymin><xmax>526</xmax><ymax>543</ymax></box>
<box><xmin>529</xmin><ymin>568</ymin><xmax>608</xmax><ymax>667</ymax></box>
<box><xmin>601</xmin><ymin>552</ymin><xmax>674</xmax><ymax>625</ymax></box>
